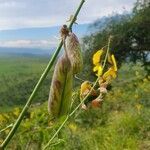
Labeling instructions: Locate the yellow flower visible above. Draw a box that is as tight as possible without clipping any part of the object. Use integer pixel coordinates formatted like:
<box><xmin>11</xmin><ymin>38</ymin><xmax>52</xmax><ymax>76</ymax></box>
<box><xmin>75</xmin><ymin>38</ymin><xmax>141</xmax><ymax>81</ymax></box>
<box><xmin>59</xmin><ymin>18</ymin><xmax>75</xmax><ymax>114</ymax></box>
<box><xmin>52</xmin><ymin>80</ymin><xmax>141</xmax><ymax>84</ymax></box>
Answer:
<box><xmin>111</xmin><ymin>54</ymin><xmax>117</xmax><ymax>71</ymax></box>
<box><xmin>93</xmin><ymin>64</ymin><xmax>103</xmax><ymax>76</ymax></box>
<box><xmin>108</xmin><ymin>54</ymin><xmax>117</xmax><ymax>71</ymax></box>
<box><xmin>80</xmin><ymin>81</ymin><xmax>97</xmax><ymax>99</ymax></box>
<box><xmin>107</xmin><ymin>53</ymin><xmax>112</xmax><ymax>64</ymax></box>
<box><xmin>103</xmin><ymin>67</ymin><xmax>117</xmax><ymax>81</ymax></box>
<box><xmin>80</xmin><ymin>81</ymin><xmax>92</xmax><ymax>97</ymax></box>
<box><xmin>92</xmin><ymin>49</ymin><xmax>103</xmax><ymax>65</ymax></box>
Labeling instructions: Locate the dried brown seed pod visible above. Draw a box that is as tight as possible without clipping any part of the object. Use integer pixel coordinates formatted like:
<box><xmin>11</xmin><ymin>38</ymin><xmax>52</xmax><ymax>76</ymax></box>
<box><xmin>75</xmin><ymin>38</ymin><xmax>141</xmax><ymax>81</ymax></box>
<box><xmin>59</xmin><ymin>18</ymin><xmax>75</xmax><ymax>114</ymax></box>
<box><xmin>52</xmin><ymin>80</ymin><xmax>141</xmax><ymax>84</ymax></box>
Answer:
<box><xmin>48</xmin><ymin>55</ymin><xmax>73</xmax><ymax>118</ymax></box>
<box><xmin>65</xmin><ymin>32</ymin><xmax>83</xmax><ymax>75</ymax></box>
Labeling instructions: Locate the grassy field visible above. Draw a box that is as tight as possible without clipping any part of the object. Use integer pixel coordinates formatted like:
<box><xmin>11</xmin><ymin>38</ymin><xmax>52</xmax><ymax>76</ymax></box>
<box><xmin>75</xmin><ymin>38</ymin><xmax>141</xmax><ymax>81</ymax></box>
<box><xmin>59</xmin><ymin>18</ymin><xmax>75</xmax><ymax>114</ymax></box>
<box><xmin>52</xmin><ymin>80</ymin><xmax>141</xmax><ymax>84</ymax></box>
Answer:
<box><xmin>0</xmin><ymin>55</ymin><xmax>53</xmax><ymax>110</ymax></box>
<box><xmin>0</xmin><ymin>57</ymin><xmax>149</xmax><ymax>149</ymax></box>
<box><xmin>0</xmin><ymin>55</ymin><xmax>48</xmax><ymax>76</ymax></box>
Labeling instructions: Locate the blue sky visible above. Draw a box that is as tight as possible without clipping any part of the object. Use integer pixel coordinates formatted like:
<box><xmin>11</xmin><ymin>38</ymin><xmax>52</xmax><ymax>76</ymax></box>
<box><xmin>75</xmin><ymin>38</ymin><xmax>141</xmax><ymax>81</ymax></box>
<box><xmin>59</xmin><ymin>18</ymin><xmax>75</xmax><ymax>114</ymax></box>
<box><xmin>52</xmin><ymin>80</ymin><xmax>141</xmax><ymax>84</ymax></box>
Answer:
<box><xmin>0</xmin><ymin>0</ymin><xmax>136</xmax><ymax>49</ymax></box>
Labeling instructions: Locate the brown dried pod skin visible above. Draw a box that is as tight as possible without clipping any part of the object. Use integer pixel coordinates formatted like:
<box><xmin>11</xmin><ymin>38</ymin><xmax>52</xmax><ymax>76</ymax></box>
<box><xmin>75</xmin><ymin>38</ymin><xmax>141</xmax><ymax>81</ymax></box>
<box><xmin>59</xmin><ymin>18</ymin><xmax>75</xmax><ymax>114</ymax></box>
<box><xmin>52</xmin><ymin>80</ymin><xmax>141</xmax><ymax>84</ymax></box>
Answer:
<box><xmin>60</xmin><ymin>25</ymin><xmax>69</xmax><ymax>39</ymax></box>
<box><xmin>65</xmin><ymin>32</ymin><xmax>83</xmax><ymax>75</ymax></box>
<box><xmin>48</xmin><ymin>55</ymin><xmax>73</xmax><ymax>118</ymax></box>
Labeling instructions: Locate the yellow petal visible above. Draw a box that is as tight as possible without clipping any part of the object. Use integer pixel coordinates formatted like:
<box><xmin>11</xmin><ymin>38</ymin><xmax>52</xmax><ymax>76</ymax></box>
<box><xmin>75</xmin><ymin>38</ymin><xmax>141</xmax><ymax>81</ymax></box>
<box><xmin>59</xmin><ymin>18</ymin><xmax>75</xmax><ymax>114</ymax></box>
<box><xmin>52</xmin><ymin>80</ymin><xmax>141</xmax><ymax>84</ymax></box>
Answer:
<box><xmin>97</xmin><ymin>66</ymin><xmax>103</xmax><ymax>76</ymax></box>
<box><xmin>92</xmin><ymin>49</ymin><xmax>103</xmax><ymax>65</ymax></box>
<box><xmin>111</xmin><ymin>54</ymin><xmax>117</xmax><ymax>71</ymax></box>
<box><xmin>93</xmin><ymin>65</ymin><xmax>99</xmax><ymax>72</ymax></box>
<box><xmin>111</xmin><ymin>71</ymin><xmax>117</xmax><ymax>78</ymax></box>
<box><xmin>103</xmin><ymin>68</ymin><xmax>112</xmax><ymax>80</ymax></box>
<box><xmin>108</xmin><ymin>53</ymin><xmax>112</xmax><ymax>64</ymax></box>
<box><xmin>103</xmin><ymin>67</ymin><xmax>117</xmax><ymax>81</ymax></box>
<box><xmin>80</xmin><ymin>81</ymin><xmax>91</xmax><ymax>96</ymax></box>
<box><xmin>93</xmin><ymin>64</ymin><xmax>103</xmax><ymax>76</ymax></box>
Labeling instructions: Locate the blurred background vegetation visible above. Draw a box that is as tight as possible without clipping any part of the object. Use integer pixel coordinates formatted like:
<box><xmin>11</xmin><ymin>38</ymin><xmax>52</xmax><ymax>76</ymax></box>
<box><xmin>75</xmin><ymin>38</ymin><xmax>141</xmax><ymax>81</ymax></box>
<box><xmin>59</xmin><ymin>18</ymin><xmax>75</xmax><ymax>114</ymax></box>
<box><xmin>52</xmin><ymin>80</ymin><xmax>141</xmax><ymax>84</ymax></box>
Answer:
<box><xmin>0</xmin><ymin>0</ymin><xmax>150</xmax><ymax>149</ymax></box>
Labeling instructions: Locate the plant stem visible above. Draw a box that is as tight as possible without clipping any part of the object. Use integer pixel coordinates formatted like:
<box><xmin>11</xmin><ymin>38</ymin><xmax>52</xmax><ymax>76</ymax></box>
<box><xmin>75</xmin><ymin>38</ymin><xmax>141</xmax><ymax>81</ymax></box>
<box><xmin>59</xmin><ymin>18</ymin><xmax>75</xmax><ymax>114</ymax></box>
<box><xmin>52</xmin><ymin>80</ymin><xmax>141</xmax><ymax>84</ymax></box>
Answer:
<box><xmin>0</xmin><ymin>0</ymin><xmax>85</xmax><ymax>149</ymax></box>
<box><xmin>43</xmin><ymin>116</ymin><xmax>69</xmax><ymax>150</ymax></box>
<box><xmin>43</xmin><ymin>36</ymin><xmax>111</xmax><ymax>149</ymax></box>
<box><xmin>0</xmin><ymin>124</ymin><xmax>13</xmax><ymax>134</ymax></box>
<box><xmin>102</xmin><ymin>36</ymin><xmax>111</xmax><ymax>70</ymax></box>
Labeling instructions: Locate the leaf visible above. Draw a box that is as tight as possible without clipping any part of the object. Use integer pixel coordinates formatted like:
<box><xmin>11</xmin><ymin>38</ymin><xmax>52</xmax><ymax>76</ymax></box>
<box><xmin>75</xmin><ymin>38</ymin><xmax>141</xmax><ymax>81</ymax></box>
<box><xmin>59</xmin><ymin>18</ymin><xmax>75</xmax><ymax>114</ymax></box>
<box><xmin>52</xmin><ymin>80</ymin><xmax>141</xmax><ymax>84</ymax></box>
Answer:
<box><xmin>48</xmin><ymin>55</ymin><xmax>73</xmax><ymax>118</ymax></box>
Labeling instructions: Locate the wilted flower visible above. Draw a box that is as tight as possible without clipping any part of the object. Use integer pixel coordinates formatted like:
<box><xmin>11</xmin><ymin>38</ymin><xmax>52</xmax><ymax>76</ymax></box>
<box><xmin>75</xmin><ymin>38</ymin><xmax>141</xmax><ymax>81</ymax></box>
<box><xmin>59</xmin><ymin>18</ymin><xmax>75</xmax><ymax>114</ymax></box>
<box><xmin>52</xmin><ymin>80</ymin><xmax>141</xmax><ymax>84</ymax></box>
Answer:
<box><xmin>81</xmin><ymin>104</ymin><xmax>88</xmax><ymax>110</ymax></box>
<box><xmin>91</xmin><ymin>99</ymin><xmax>102</xmax><ymax>108</ymax></box>
<box><xmin>80</xmin><ymin>81</ymin><xmax>92</xmax><ymax>98</ymax></box>
<box><xmin>99</xmin><ymin>87</ymin><xmax>107</xmax><ymax>93</ymax></box>
<box><xmin>80</xmin><ymin>81</ymin><xmax>99</xmax><ymax>109</ymax></box>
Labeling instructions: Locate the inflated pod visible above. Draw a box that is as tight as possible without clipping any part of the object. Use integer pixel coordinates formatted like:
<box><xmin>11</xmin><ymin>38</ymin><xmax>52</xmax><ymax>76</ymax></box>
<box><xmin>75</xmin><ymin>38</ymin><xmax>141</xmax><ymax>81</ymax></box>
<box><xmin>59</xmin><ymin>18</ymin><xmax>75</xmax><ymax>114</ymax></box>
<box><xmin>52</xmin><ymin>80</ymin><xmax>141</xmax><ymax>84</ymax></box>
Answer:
<box><xmin>65</xmin><ymin>32</ymin><xmax>83</xmax><ymax>75</ymax></box>
<box><xmin>48</xmin><ymin>54</ymin><xmax>73</xmax><ymax>118</ymax></box>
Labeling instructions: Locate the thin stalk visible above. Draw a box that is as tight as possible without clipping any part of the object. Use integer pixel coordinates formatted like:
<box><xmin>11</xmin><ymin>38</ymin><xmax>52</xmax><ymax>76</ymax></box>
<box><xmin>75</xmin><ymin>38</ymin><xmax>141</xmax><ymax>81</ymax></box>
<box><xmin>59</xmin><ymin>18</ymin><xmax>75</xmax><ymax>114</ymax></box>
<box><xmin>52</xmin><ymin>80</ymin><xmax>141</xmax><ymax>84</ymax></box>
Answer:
<box><xmin>43</xmin><ymin>116</ymin><xmax>69</xmax><ymax>150</ymax></box>
<box><xmin>0</xmin><ymin>0</ymin><xmax>85</xmax><ymax>149</ymax></box>
<box><xmin>43</xmin><ymin>36</ymin><xmax>111</xmax><ymax>149</ymax></box>
<box><xmin>0</xmin><ymin>124</ymin><xmax>13</xmax><ymax>134</ymax></box>
<box><xmin>74</xmin><ymin>75</ymin><xmax>93</xmax><ymax>84</ymax></box>
<box><xmin>74</xmin><ymin>75</ymin><xmax>85</xmax><ymax>82</ymax></box>
<box><xmin>102</xmin><ymin>36</ymin><xmax>111</xmax><ymax>70</ymax></box>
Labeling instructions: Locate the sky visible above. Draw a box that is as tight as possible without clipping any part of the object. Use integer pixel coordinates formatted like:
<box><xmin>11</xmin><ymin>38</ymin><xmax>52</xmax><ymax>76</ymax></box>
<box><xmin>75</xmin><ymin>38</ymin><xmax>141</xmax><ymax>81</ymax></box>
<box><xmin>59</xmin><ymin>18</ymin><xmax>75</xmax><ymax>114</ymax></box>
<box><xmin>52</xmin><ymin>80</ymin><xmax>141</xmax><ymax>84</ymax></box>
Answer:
<box><xmin>0</xmin><ymin>0</ymin><xmax>136</xmax><ymax>49</ymax></box>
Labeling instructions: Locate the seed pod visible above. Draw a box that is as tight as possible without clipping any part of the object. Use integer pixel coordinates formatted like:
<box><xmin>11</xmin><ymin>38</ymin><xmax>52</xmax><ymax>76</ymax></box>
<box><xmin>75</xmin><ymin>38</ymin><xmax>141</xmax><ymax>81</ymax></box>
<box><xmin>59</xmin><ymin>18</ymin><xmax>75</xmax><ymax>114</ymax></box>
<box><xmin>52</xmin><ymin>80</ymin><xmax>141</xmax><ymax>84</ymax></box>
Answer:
<box><xmin>65</xmin><ymin>32</ymin><xmax>83</xmax><ymax>75</ymax></box>
<box><xmin>48</xmin><ymin>55</ymin><xmax>73</xmax><ymax>118</ymax></box>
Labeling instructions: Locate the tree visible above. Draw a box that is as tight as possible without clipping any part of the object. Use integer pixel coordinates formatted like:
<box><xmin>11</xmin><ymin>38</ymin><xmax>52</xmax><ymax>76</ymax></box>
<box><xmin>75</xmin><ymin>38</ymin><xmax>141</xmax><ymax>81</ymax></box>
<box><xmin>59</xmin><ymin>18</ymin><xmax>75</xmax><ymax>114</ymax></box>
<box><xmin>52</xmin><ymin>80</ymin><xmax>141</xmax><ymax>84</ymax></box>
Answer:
<box><xmin>82</xmin><ymin>4</ymin><xmax>150</xmax><ymax>73</ymax></box>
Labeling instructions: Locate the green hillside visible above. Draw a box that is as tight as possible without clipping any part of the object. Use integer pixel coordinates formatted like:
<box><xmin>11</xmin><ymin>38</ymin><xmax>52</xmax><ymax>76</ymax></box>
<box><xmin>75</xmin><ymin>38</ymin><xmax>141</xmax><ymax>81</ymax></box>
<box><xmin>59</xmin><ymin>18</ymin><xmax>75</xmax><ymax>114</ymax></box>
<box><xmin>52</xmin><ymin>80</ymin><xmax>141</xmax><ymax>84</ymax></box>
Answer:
<box><xmin>0</xmin><ymin>1</ymin><xmax>149</xmax><ymax>149</ymax></box>
<box><xmin>0</xmin><ymin>63</ymin><xmax>149</xmax><ymax>149</ymax></box>
<box><xmin>0</xmin><ymin>55</ymin><xmax>52</xmax><ymax>110</ymax></box>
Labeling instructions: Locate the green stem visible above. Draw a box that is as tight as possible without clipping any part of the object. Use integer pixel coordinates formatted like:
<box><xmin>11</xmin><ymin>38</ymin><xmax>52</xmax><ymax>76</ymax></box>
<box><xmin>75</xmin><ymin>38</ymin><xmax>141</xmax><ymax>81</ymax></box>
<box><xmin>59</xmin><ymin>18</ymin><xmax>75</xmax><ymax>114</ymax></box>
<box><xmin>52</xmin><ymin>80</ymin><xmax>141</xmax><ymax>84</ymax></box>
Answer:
<box><xmin>68</xmin><ymin>0</ymin><xmax>85</xmax><ymax>30</ymax></box>
<box><xmin>43</xmin><ymin>36</ymin><xmax>111</xmax><ymax>149</ymax></box>
<box><xmin>43</xmin><ymin>116</ymin><xmax>69</xmax><ymax>150</ymax></box>
<box><xmin>0</xmin><ymin>0</ymin><xmax>85</xmax><ymax>149</ymax></box>
<box><xmin>0</xmin><ymin>124</ymin><xmax>13</xmax><ymax>134</ymax></box>
<box><xmin>102</xmin><ymin>36</ymin><xmax>111</xmax><ymax>70</ymax></box>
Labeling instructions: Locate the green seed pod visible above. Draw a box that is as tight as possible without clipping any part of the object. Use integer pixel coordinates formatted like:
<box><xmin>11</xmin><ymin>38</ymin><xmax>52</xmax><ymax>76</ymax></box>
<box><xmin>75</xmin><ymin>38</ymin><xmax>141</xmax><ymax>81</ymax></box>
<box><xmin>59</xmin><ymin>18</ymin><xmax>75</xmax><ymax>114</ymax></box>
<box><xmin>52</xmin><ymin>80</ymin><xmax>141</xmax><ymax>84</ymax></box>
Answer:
<box><xmin>65</xmin><ymin>32</ymin><xmax>83</xmax><ymax>75</ymax></box>
<box><xmin>48</xmin><ymin>54</ymin><xmax>73</xmax><ymax>118</ymax></box>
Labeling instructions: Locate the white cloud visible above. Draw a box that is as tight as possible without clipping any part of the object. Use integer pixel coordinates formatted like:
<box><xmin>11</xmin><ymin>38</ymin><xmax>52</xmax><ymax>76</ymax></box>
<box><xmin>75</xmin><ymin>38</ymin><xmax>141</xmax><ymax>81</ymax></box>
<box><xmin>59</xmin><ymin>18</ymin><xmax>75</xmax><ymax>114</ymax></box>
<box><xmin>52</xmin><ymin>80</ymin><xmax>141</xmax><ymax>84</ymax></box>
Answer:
<box><xmin>0</xmin><ymin>0</ymin><xmax>136</xmax><ymax>48</ymax></box>
<box><xmin>0</xmin><ymin>39</ymin><xmax>58</xmax><ymax>49</ymax></box>
<box><xmin>0</xmin><ymin>0</ymin><xmax>136</xmax><ymax>30</ymax></box>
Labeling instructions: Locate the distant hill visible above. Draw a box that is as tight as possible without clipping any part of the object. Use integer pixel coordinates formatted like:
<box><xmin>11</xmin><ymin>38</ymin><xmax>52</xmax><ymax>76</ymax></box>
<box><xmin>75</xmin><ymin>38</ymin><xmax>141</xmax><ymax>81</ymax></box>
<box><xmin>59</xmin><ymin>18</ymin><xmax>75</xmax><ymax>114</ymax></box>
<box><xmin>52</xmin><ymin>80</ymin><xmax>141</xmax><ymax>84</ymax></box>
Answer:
<box><xmin>0</xmin><ymin>15</ymin><xmax>130</xmax><ymax>56</ymax></box>
<box><xmin>0</xmin><ymin>47</ymin><xmax>53</xmax><ymax>57</ymax></box>
<box><xmin>0</xmin><ymin>24</ymin><xmax>90</xmax><ymax>56</ymax></box>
